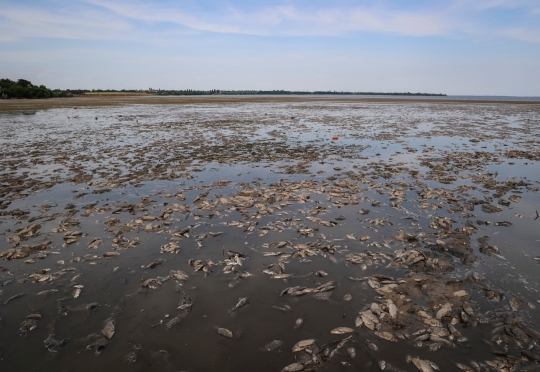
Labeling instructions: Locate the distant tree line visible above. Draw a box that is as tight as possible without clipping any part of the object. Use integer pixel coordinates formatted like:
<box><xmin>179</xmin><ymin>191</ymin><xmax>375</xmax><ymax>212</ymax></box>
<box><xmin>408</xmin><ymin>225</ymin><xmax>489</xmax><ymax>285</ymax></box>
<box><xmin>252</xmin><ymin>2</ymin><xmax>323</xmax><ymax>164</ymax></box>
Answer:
<box><xmin>154</xmin><ymin>89</ymin><xmax>446</xmax><ymax>96</ymax></box>
<box><xmin>0</xmin><ymin>79</ymin><xmax>72</xmax><ymax>99</ymax></box>
<box><xmin>1</xmin><ymin>80</ymin><xmax>447</xmax><ymax>98</ymax></box>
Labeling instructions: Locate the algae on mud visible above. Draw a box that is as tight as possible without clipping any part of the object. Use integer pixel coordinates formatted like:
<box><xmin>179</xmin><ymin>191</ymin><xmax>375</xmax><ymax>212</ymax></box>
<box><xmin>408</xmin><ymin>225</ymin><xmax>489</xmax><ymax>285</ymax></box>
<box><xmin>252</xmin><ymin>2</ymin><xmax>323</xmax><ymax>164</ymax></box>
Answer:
<box><xmin>0</xmin><ymin>99</ymin><xmax>540</xmax><ymax>371</ymax></box>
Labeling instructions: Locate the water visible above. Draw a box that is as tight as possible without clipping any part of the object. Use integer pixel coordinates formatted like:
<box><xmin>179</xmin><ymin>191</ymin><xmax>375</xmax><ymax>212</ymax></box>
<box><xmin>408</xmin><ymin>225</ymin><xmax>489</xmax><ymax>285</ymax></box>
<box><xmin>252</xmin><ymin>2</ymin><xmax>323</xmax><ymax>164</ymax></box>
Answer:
<box><xmin>0</xmin><ymin>101</ymin><xmax>539</xmax><ymax>371</ymax></box>
<box><xmin>163</xmin><ymin>94</ymin><xmax>540</xmax><ymax>102</ymax></box>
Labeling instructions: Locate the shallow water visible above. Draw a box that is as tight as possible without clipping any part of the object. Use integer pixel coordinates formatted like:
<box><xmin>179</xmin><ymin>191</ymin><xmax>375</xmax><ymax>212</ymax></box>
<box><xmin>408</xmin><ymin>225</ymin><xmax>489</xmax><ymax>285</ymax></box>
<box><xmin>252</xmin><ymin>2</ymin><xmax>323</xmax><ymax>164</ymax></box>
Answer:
<box><xmin>1</xmin><ymin>101</ymin><xmax>540</xmax><ymax>371</ymax></box>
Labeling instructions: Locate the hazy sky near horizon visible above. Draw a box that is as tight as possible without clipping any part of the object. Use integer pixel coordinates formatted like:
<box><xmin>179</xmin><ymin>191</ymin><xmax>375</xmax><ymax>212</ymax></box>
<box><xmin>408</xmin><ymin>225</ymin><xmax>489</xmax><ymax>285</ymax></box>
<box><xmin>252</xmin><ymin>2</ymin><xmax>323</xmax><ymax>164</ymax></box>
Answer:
<box><xmin>1</xmin><ymin>0</ymin><xmax>540</xmax><ymax>95</ymax></box>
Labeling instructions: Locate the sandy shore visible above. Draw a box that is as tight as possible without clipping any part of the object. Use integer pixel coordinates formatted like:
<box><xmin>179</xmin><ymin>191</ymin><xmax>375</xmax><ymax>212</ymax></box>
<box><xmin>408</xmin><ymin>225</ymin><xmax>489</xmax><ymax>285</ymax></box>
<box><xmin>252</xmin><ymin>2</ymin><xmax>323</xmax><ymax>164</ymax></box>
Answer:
<box><xmin>1</xmin><ymin>95</ymin><xmax>539</xmax><ymax>111</ymax></box>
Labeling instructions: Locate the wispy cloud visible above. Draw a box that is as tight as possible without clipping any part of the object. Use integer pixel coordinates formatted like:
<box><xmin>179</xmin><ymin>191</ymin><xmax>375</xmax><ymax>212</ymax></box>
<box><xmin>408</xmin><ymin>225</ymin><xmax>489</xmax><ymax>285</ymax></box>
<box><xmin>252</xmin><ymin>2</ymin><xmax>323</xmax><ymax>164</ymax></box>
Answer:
<box><xmin>0</xmin><ymin>0</ymin><xmax>538</xmax><ymax>42</ymax></box>
<box><xmin>452</xmin><ymin>0</ymin><xmax>540</xmax><ymax>11</ymax></box>
<box><xmin>0</xmin><ymin>2</ymin><xmax>199</xmax><ymax>44</ymax></box>
<box><xmin>505</xmin><ymin>27</ymin><xmax>540</xmax><ymax>43</ymax></box>
<box><xmin>88</xmin><ymin>1</ymin><xmax>453</xmax><ymax>37</ymax></box>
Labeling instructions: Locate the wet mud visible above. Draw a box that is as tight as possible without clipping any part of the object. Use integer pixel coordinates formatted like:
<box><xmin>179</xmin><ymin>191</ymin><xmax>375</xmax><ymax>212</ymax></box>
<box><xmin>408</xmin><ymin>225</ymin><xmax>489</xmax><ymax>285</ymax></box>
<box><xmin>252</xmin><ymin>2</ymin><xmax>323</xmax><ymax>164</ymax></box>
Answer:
<box><xmin>1</xmin><ymin>101</ymin><xmax>540</xmax><ymax>371</ymax></box>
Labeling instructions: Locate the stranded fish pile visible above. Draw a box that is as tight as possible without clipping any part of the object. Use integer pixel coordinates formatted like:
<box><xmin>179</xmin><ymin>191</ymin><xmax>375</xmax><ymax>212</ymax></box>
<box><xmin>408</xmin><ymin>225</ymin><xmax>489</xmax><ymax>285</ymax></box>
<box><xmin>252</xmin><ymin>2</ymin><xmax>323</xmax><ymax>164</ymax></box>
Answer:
<box><xmin>0</xmin><ymin>100</ymin><xmax>540</xmax><ymax>371</ymax></box>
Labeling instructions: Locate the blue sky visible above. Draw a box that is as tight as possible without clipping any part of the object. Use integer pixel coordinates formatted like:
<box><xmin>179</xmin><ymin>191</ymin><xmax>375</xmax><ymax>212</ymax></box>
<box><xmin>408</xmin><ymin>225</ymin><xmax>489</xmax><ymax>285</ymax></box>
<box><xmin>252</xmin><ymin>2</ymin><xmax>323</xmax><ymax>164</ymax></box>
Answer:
<box><xmin>1</xmin><ymin>0</ymin><xmax>539</xmax><ymax>95</ymax></box>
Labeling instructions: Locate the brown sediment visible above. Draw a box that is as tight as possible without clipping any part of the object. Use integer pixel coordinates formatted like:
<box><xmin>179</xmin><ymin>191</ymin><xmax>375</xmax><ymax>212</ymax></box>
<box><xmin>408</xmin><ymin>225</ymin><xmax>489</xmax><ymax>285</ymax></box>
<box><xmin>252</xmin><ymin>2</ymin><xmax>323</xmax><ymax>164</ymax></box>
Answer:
<box><xmin>1</xmin><ymin>95</ymin><xmax>540</xmax><ymax>112</ymax></box>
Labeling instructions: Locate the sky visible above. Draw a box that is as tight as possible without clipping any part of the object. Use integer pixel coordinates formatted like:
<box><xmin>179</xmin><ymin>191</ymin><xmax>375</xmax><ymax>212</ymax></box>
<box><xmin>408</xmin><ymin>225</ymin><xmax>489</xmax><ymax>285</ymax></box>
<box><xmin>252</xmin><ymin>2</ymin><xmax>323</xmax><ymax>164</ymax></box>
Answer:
<box><xmin>1</xmin><ymin>0</ymin><xmax>540</xmax><ymax>95</ymax></box>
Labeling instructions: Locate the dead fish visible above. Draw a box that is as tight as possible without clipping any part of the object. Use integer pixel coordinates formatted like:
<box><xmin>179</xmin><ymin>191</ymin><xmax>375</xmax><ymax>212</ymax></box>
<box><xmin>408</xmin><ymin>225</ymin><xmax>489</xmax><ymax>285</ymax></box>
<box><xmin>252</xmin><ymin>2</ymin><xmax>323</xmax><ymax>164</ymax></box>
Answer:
<box><xmin>281</xmin><ymin>363</ymin><xmax>304</xmax><ymax>372</ymax></box>
<box><xmin>509</xmin><ymin>296</ymin><xmax>523</xmax><ymax>311</ymax></box>
<box><xmin>44</xmin><ymin>334</ymin><xmax>69</xmax><ymax>352</ymax></box>
<box><xmin>293</xmin><ymin>317</ymin><xmax>304</xmax><ymax>330</ymax></box>
<box><xmin>319</xmin><ymin>220</ymin><xmax>336</xmax><ymax>227</ymax></box>
<box><xmin>170</xmin><ymin>270</ymin><xmax>189</xmax><ymax>281</ymax></box>
<box><xmin>264</xmin><ymin>252</ymin><xmax>283</xmax><ymax>257</ymax></box>
<box><xmin>355</xmin><ymin>315</ymin><xmax>364</xmax><ymax>327</ymax></box>
<box><xmin>455</xmin><ymin>363</ymin><xmax>474</xmax><ymax>372</ymax></box>
<box><xmin>347</xmin><ymin>347</ymin><xmax>356</xmax><ymax>359</ymax></box>
<box><xmin>73</xmin><ymin>285</ymin><xmax>83</xmax><ymax>298</ymax></box>
<box><xmin>374</xmin><ymin>331</ymin><xmax>398</xmax><ymax>342</ymax></box>
<box><xmin>86</xmin><ymin>339</ymin><xmax>106</xmax><ymax>354</ymax></box>
<box><xmin>292</xmin><ymin>339</ymin><xmax>316</xmax><ymax>352</ymax></box>
<box><xmin>103</xmin><ymin>252</ymin><xmax>120</xmax><ymax>258</ymax></box>
<box><xmin>331</xmin><ymin>327</ymin><xmax>354</xmax><ymax>335</ymax></box>
<box><xmin>522</xmin><ymin>350</ymin><xmax>540</xmax><ymax>362</ymax></box>
<box><xmin>453</xmin><ymin>290</ymin><xmax>468</xmax><ymax>298</ymax></box>
<box><xmin>447</xmin><ymin>324</ymin><xmax>461</xmax><ymax>337</ymax></box>
<box><xmin>178</xmin><ymin>297</ymin><xmax>192</xmax><ymax>310</ymax></box>
<box><xmin>263</xmin><ymin>339</ymin><xmax>283</xmax><ymax>351</ymax></box>
<box><xmin>37</xmin><ymin>289</ymin><xmax>59</xmax><ymax>296</ymax></box>
<box><xmin>415</xmin><ymin>334</ymin><xmax>430</xmax><ymax>342</ymax></box>
<box><xmin>436</xmin><ymin>303</ymin><xmax>452</xmax><ymax>319</ymax></box>
<box><xmin>71</xmin><ymin>274</ymin><xmax>83</xmax><ymax>282</ymax></box>
<box><xmin>343</xmin><ymin>294</ymin><xmax>352</xmax><ymax>301</ymax></box>
<box><xmin>230</xmin><ymin>297</ymin><xmax>248</xmax><ymax>312</ymax></box>
<box><xmin>387</xmin><ymin>299</ymin><xmax>398</xmax><ymax>319</ymax></box>
<box><xmin>4</xmin><ymin>293</ymin><xmax>25</xmax><ymax>304</ymax></box>
<box><xmin>360</xmin><ymin>310</ymin><xmax>379</xmax><ymax>330</ymax></box>
<box><xmin>86</xmin><ymin>302</ymin><xmax>100</xmax><ymax>311</ymax></box>
<box><xmin>88</xmin><ymin>238</ymin><xmax>102</xmax><ymax>249</ymax></box>
<box><xmin>366</xmin><ymin>340</ymin><xmax>378</xmax><ymax>351</ymax></box>
<box><xmin>217</xmin><ymin>328</ymin><xmax>233</xmax><ymax>338</ymax></box>
<box><xmin>141</xmin><ymin>259</ymin><xmax>165</xmax><ymax>269</ymax></box>
<box><xmin>462</xmin><ymin>304</ymin><xmax>474</xmax><ymax>317</ymax></box>
<box><xmin>429</xmin><ymin>334</ymin><xmax>453</xmax><ymax>348</ymax></box>
<box><xmin>20</xmin><ymin>318</ymin><xmax>38</xmax><ymax>333</ymax></box>
<box><xmin>273</xmin><ymin>305</ymin><xmax>292</xmax><ymax>312</ymax></box>
<box><xmin>411</xmin><ymin>357</ymin><xmax>434</xmax><ymax>372</ymax></box>
<box><xmin>428</xmin><ymin>343</ymin><xmax>441</xmax><ymax>352</ymax></box>
<box><xmin>101</xmin><ymin>319</ymin><xmax>115</xmax><ymax>339</ymax></box>
<box><xmin>368</xmin><ymin>278</ymin><xmax>380</xmax><ymax>289</ymax></box>
<box><xmin>166</xmin><ymin>315</ymin><xmax>182</xmax><ymax>329</ymax></box>
<box><xmin>273</xmin><ymin>274</ymin><xmax>291</xmax><ymax>279</ymax></box>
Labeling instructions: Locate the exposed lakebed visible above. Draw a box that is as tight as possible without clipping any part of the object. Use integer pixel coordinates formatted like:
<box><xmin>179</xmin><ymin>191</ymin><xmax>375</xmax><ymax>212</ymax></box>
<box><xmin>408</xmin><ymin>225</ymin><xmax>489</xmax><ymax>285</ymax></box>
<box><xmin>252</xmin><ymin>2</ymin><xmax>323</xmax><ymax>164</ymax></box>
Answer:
<box><xmin>1</xmin><ymin>100</ymin><xmax>540</xmax><ymax>371</ymax></box>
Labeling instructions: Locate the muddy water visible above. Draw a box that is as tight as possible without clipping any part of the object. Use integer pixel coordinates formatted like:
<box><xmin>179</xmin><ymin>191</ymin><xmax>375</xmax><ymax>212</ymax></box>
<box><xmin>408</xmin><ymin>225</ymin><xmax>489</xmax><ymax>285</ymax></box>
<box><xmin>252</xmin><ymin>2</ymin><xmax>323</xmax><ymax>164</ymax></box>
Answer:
<box><xmin>1</xmin><ymin>102</ymin><xmax>540</xmax><ymax>371</ymax></box>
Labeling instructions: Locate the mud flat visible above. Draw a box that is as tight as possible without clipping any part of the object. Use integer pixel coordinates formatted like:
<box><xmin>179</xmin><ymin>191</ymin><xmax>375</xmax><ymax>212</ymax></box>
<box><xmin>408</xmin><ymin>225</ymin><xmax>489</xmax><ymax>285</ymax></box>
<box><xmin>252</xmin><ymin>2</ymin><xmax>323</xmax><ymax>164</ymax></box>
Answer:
<box><xmin>1</xmin><ymin>99</ymin><xmax>540</xmax><ymax>371</ymax></box>
<box><xmin>1</xmin><ymin>95</ymin><xmax>540</xmax><ymax>112</ymax></box>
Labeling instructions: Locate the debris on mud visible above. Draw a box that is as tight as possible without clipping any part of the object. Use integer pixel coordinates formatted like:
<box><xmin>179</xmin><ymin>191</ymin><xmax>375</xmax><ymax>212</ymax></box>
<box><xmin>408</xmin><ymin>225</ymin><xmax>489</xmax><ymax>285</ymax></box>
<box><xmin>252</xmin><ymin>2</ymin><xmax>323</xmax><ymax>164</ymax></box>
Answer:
<box><xmin>1</xmin><ymin>100</ymin><xmax>540</xmax><ymax>371</ymax></box>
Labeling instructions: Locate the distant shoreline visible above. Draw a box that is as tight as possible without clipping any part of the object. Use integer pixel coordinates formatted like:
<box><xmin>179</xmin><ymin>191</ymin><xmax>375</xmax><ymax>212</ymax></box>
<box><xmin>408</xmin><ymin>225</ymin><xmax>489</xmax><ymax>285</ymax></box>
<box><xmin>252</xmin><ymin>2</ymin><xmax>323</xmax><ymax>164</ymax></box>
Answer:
<box><xmin>74</xmin><ymin>90</ymin><xmax>447</xmax><ymax>97</ymax></box>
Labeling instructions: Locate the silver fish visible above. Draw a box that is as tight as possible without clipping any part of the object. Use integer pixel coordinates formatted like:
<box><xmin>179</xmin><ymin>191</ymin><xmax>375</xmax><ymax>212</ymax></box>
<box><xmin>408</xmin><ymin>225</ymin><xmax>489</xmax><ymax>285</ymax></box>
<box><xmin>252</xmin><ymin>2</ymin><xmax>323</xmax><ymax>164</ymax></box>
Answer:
<box><xmin>330</xmin><ymin>327</ymin><xmax>354</xmax><ymax>334</ymax></box>
<box><xmin>231</xmin><ymin>297</ymin><xmax>248</xmax><ymax>311</ymax></box>
<box><xmin>366</xmin><ymin>340</ymin><xmax>379</xmax><ymax>351</ymax></box>
<box><xmin>292</xmin><ymin>339</ymin><xmax>315</xmax><ymax>352</ymax></box>
<box><xmin>4</xmin><ymin>293</ymin><xmax>25</xmax><ymax>304</ymax></box>
<box><xmin>217</xmin><ymin>328</ymin><xmax>233</xmax><ymax>338</ymax></box>
<box><xmin>281</xmin><ymin>363</ymin><xmax>304</xmax><ymax>372</ymax></box>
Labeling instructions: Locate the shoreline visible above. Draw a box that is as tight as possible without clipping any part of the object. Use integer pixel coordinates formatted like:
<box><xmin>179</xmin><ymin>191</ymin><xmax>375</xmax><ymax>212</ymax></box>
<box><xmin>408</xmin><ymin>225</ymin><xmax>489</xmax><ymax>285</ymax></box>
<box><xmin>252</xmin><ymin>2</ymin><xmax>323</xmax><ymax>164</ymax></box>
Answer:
<box><xmin>1</xmin><ymin>95</ymin><xmax>540</xmax><ymax>111</ymax></box>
